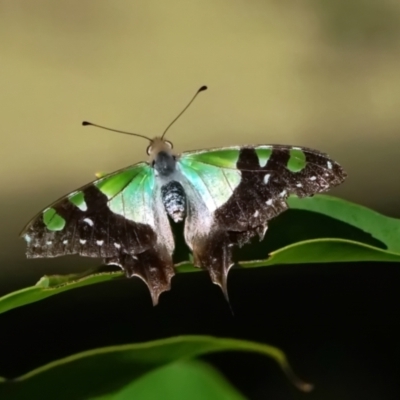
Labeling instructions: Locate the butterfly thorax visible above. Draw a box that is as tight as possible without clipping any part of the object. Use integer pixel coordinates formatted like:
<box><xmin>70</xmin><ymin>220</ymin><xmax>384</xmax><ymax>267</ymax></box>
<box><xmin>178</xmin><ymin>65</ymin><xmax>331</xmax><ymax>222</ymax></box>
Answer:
<box><xmin>153</xmin><ymin>151</ymin><xmax>176</xmax><ymax>177</ymax></box>
<box><xmin>148</xmin><ymin>137</ymin><xmax>186</xmax><ymax>223</ymax></box>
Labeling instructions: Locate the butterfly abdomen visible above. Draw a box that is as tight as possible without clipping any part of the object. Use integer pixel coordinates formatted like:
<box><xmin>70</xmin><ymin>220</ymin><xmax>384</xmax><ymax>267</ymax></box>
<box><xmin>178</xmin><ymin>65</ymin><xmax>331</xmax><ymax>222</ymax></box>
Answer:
<box><xmin>161</xmin><ymin>181</ymin><xmax>186</xmax><ymax>223</ymax></box>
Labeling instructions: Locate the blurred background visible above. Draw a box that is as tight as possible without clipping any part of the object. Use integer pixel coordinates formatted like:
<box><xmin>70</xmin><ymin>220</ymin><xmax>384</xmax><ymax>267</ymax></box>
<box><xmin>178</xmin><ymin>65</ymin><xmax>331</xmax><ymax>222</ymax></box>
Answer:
<box><xmin>1</xmin><ymin>1</ymin><xmax>400</xmax><ymax>399</ymax></box>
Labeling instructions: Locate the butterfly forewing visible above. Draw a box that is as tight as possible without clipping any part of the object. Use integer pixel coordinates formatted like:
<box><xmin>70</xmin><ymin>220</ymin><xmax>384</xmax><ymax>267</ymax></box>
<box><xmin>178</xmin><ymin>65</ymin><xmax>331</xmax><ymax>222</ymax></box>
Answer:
<box><xmin>21</xmin><ymin>162</ymin><xmax>175</xmax><ymax>305</ymax></box>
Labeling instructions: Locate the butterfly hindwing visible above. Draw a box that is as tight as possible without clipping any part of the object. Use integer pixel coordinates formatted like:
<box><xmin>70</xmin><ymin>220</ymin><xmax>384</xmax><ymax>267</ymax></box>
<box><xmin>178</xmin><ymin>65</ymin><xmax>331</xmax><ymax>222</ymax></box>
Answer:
<box><xmin>22</xmin><ymin>163</ymin><xmax>175</xmax><ymax>305</ymax></box>
<box><xmin>178</xmin><ymin>145</ymin><xmax>346</xmax><ymax>296</ymax></box>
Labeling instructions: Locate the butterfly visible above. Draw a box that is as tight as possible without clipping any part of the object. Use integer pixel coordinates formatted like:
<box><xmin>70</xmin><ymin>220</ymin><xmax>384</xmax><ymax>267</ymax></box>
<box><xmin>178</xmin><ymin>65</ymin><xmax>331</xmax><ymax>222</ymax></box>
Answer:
<box><xmin>21</xmin><ymin>86</ymin><xmax>347</xmax><ymax>305</ymax></box>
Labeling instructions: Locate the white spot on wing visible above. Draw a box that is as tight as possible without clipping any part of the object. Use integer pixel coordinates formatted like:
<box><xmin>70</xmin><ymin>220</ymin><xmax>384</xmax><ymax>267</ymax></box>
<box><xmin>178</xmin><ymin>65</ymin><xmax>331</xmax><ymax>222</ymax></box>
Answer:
<box><xmin>24</xmin><ymin>234</ymin><xmax>31</xmax><ymax>243</ymax></box>
<box><xmin>266</xmin><ymin>199</ymin><xmax>273</xmax><ymax>206</ymax></box>
<box><xmin>279</xmin><ymin>190</ymin><xmax>287</xmax><ymax>197</ymax></box>
<box><xmin>327</xmin><ymin>161</ymin><xmax>333</xmax><ymax>169</ymax></box>
<box><xmin>114</xmin><ymin>243</ymin><xmax>121</xmax><ymax>249</ymax></box>
<box><xmin>296</xmin><ymin>183</ymin><xmax>303</xmax><ymax>187</ymax></box>
<box><xmin>46</xmin><ymin>240</ymin><xmax>52</xmax><ymax>245</ymax></box>
<box><xmin>96</xmin><ymin>240</ymin><xmax>104</xmax><ymax>246</ymax></box>
<box><xmin>253</xmin><ymin>210</ymin><xmax>259</xmax><ymax>218</ymax></box>
<box><xmin>79</xmin><ymin>239</ymin><xmax>86</xmax><ymax>244</ymax></box>
<box><xmin>63</xmin><ymin>240</ymin><xmax>68</xmax><ymax>245</ymax></box>
<box><xmin>83</xmin><ymin>218</ymin><xmax>94</xmax><ymax>226</ymax></box>
<box><xmin>309</xmin><ymin>176</ymin><xmax>317</xmax><ymax>181</ymax></box>
<box><xmin>263</xmin><ymin>174</ymin><xmax>270</xmax><ymax>184</ymax></box>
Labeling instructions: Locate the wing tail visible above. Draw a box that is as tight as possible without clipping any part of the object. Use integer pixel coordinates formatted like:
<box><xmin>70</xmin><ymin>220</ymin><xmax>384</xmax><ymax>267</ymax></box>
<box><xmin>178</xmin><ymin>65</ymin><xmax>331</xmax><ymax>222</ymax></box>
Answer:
<box><xmin>106</xmin><ymin>245</ymin><xmax>175</xmax><ymax>306</ymax></box>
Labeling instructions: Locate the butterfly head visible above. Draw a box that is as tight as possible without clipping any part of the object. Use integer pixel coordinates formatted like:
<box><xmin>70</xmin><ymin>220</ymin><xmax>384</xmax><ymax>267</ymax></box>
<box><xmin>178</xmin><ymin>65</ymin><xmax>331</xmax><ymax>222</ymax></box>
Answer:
<box><xmin>147</xmin><ymin>137</ymin><xmax>177</xmax><ymax>177</ymax></box>
<box><xmin>146</xmin><ymin>85</ymin><xmax>206</xmax><ymax>176</ymax></box>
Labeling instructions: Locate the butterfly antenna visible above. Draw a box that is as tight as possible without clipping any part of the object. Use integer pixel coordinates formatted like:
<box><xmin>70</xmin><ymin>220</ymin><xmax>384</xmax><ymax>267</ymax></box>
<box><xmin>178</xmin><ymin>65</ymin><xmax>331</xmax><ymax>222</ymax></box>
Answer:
<box><xmin>82</xmin><ymin>121</ymin><xmax>153</xmax><ymax>143</ymax></box>
<box><xmin>161</xmin><ymin>85</ymin><xmax>208</xmax><ymax>140</ymax></box>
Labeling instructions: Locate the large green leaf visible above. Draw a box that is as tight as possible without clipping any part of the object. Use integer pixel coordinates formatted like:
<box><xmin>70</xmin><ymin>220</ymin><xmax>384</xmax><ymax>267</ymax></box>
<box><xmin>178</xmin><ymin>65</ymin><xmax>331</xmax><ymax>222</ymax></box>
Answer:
<box><xmin>87</xmin><ymin>360</ymin><xmax>245</xmax><ymax>400</ymax></box>
<box><xmin>0</xmin><ymin>335</ymin><xmax>312</xmax><ymax>399</ymax></box>
<box><xmin>2</xmin><ymin>195</ymin><xmax>400</xmax><ymax>315</ymax></box>
<box><xmin>287</xmin><ymin>195</ymin><xmax>400</xmax><ymax>252</ymax></box>
<box><xmin>0</xmin><ymin>271</ymin><xmax>123</xmax><ymax>315</ymax></box>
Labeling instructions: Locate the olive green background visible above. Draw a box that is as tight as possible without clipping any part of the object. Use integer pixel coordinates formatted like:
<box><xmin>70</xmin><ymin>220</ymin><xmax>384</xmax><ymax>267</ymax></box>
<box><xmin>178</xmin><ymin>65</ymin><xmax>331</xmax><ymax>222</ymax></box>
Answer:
<box><xmin>2</xmin><ymin>1</ymin><xmax>400</xmax><ymax>285</ymax></box>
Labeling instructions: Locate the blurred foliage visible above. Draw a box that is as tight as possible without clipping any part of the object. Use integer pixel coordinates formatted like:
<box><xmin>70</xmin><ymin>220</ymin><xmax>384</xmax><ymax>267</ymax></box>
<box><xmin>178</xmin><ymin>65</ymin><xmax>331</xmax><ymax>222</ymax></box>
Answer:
<box><xmin>311</xmin><ymin>0</ymin><xmax>400</xmax><ymax>45</ymax></box>
<box><xmin>0</xmin><ymin>336</ymin><xmax>312</xmax><ymax>399</ymax></box>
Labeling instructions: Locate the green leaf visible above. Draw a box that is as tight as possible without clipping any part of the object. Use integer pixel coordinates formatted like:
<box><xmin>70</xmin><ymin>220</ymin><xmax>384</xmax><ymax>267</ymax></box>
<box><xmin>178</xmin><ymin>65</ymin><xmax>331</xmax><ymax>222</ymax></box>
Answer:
<box><xmin>287</xmin><ymin>194</ymin><xmax>400</xmax><ymax>252</ymax></box>
<box><xmin>242</xmin><ymin>239</ymin><xmax>400</xmax><ymax>267</ymax></box>
<box><xmin>0</xmin><ymin>270</ymin><xmax>123</xmax><ymax>315</ymax></box>
<box><xmin>92</xmin><ymin>360</ymin><xmax>245</xmax><ymax>400</ymax></box>
<box><xmin>0</xmin><ymin>335</ymin><xmax>312</xmax><ymax>399</ymax></box>
<box><xmin>3</xmin><ymin>195</ymin><xmax>400</xmax><ymax>315</ymax></box>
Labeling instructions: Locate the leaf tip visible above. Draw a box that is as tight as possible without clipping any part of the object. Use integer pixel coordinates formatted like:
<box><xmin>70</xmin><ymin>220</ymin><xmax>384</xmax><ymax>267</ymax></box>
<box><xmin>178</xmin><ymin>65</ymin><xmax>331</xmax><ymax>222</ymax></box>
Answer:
<box><xmin>283</xmin><ymin>364</ymin><xmax>314</xmax><ymax>393</ymax></box>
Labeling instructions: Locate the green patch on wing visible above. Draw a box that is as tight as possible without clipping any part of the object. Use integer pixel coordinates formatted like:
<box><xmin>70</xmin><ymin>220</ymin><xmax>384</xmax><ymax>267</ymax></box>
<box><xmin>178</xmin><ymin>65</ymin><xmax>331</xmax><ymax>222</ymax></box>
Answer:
<box><xmin>95</xmin><ymin>163</ymin><xmax>149</xmax><ymax>199</ymax></box>
<box><xmin>107</xmin><ymin>165</ymin><xmax>155</xmax><ymax>224</ymax></box>
<box><xmin>183</xmin><ymin>148</ymin><xmax>240</xmax><ymax>168</ymax></box>
<box><xmin>91</xmin><ymin>163</ymin><xmax>155</xmax><ymax>224</ymax></box>
<box><xmin>68</xmin><ymin>191</ymin><xmax>87</xmax><ymax>211</ymax></box>
<box><xmin>43</xmin><ymin>208</ymin><xmax>65</xmax><ymax>231</ymax></box>
<box><xmin>287</xmin><ymin>149</ymin><xmax>306</xmax><ymax>172</ymax></box>
<box><xmin>179</xmin><ymin>156</ymin><xmax>241</xmax><ymax>211</ymax></box>
<box><xmin>4</xmin><ymin>195</ymin><xmax>400</xmax><ymax>315</ymax></box>
<box><xmin>255</xmin><ymin>147</ymin><xmax>273</xmax><ymax>168</ymax></box>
